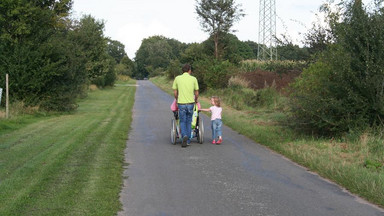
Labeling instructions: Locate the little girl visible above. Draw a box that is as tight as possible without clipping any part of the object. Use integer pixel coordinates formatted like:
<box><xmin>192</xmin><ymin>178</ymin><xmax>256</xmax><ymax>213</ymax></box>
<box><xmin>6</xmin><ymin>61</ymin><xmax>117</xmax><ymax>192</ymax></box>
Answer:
<box><xmin>200</xmin><ymin>96</ymin><xmax>223</xmax><ymax>144</ymax></box>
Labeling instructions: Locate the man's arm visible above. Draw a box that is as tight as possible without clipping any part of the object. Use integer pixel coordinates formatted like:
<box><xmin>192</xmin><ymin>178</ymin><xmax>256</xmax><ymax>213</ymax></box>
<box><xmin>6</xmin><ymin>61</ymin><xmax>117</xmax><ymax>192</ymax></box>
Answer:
<box><xmin>174</xmin><ymin>89</ymin><xmax>178</xmax><ymax>100</ymax></box>
<box><xmin>194</xmin><ymin>77</ymin><xmax>199</xmax><ymax>103</ymax></box>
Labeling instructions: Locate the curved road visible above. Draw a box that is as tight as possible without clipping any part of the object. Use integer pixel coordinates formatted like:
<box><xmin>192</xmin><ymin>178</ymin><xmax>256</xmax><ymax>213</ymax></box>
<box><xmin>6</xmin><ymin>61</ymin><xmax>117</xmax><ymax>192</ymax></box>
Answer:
<box><xmin>119</xmin><ymin>80</ymin><xmax>384</xmax><ymax>216</ymax></box>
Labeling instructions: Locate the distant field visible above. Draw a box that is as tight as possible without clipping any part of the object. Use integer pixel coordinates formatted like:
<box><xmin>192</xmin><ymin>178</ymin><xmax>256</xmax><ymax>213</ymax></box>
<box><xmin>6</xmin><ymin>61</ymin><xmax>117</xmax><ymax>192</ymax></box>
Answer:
<box><xmin>0</xmin><ymin>80</ymin><xmax>136</xmax><ymax>215</ymax></box>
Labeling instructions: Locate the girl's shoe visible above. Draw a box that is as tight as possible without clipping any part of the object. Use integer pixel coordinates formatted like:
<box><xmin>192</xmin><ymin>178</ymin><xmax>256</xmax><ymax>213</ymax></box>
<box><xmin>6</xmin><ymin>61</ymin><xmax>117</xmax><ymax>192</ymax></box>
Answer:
<box><xmin>212</xmin><ymin>140</ymin><xmax>216</xmax><ymax>144</ymax></box>
<box><xmin>216</xmin><ymin>138</ymin><xmax>222</xmax><ymax>144</ymax></box>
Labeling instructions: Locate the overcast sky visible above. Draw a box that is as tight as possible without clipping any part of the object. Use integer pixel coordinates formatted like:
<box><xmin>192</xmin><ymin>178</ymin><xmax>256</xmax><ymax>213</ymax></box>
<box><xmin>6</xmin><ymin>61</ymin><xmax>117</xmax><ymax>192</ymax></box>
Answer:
<box><xmin>70</xmin><ymin>0</ymin><xmax>352</xmax><ymax>59</ymax></box>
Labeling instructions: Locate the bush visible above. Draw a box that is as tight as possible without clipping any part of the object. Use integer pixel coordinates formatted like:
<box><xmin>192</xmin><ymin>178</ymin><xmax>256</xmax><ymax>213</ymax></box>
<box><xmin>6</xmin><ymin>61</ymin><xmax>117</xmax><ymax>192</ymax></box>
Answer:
<box><xmin>166</xmin><ymin>59</ymin><xmax>182</xmax><ymax>79</ymax></box>
<box><xmin>228</xmin><ymin>76</ymin><xmax>250</xmax><ymax>88</ymax></box>
<box><xmin>206</xmin><ymin>85</ymin><xmax>281</xmax><ymax>111</ymax></box>
<box><xmin>193</xmin><ymin>59</ymin><xmax>236</xmax><ymax>92</ymax></box>
<box><xmin>289</xmin><ymin>60</ymin><xmax>347</xmax><ymax>134</ymax></box>
<box><xmin>289</xmin><ymin>2</ymin><xmax>384</xmax><ymax>135</ymax></box>
<box><xmin>240</xmin><ymin>60</ymin><xmax>307</xmax><ymax>74</ymax></box>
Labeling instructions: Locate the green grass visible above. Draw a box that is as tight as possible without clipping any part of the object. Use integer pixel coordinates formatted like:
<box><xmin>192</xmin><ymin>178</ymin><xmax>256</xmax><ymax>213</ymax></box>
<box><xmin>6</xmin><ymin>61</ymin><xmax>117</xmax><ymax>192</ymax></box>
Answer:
<box><xmin>0</xmin><ymin>80</ymin><xmax>136</xmax><ymax>215</ymax></box>
<box><xmin>151</xmin><ymin>75</ymin><xmax>384</xmax><ymax>208</ymax></box>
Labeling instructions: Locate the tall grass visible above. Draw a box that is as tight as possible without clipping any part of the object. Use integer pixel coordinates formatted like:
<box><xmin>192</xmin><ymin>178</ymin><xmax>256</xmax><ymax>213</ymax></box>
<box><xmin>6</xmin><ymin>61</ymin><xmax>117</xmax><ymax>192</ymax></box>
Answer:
<box><xmin>240</xmin><ymin>59</ymin><xmax>307</xmax><ymax>73</ymax></box>
<box><xmin>0</xmin><ymin>80</ymin><xmax>136</xmax><ymax>215</ymax></box>
<box><xmin>206</xmin><ymin>77</ymin><xmax>286</xmax><ymax>112</ymax></box>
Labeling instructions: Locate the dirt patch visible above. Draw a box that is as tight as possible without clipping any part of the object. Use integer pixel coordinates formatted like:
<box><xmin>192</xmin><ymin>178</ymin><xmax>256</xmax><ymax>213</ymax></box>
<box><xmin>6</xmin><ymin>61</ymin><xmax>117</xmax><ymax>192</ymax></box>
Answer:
<box><xmin>238</xmin><ymin>69</ymin><xmax>302</xmax><ymax>92</ymax></box>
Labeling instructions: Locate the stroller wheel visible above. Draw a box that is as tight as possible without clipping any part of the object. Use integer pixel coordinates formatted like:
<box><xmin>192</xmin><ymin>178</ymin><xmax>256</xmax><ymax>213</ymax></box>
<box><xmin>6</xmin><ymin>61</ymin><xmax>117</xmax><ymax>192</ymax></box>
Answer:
<box><xmin>171</xmin><ymin>118</ymin><xmax>177</xmax><ymax>145</ymax></box>
<box><xmin>198</xmin><ymin>116</ymin><xmax>204</xmax><ymax>144</ymax></box>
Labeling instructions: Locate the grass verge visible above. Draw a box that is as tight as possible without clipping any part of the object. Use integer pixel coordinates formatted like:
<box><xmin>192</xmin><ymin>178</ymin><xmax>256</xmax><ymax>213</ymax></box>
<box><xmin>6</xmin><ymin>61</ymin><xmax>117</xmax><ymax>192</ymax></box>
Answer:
<box><xmin>151</xmin><ymin>75</ymin><xmax>384</xmax><ymax>208</ymax></box>
<box><xmin>0</xmin><ymin>79</ymin><xmax>136</xmax><ymax>215</ymax></box>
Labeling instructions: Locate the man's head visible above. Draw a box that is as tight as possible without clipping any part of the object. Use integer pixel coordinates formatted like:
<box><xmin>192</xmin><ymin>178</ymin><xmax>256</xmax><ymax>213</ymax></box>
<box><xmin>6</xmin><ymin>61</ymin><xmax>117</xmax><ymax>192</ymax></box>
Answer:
<box><xmin>182</xmin><ymin>64</ymin><xmax>191</xmax><ymax>73</ymax></box>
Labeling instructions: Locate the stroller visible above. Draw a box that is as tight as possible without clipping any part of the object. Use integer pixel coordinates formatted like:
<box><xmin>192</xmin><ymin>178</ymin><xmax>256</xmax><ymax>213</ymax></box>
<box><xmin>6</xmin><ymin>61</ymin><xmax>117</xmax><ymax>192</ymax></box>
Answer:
<box><xmin>170</xmin><ymin>100</ymin><xmax>204</xmax><ymax>145</ymax></box>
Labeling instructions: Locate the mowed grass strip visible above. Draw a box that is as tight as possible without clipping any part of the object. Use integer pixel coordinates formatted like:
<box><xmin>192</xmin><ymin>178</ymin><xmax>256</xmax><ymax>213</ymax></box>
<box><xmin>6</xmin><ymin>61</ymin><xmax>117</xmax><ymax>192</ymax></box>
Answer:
<box><xmin>0</xmin><ymin>81</ymin><xmax>135</xmax><ymax>215</ymax></box>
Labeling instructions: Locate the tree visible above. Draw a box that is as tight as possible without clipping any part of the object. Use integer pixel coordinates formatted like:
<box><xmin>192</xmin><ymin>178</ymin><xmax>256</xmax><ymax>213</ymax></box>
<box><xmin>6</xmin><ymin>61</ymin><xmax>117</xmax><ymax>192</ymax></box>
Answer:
<box><xmin>166</xmin><ymin>38</ymin><xmax>188</xmax><ymax>61</ymax></box>
<box><xmin>73</xmin><ymin>15</ymin><xmax>106</xmax><ymax>82</ymax></box>
<box><xmin>116</xmin><ymin>55</ymin><xmax>135</xmax><ymax>77</ymax></box>
<box><xmin>290</xmin><ymin>0</ymin><xmax>384</xmax><ymax>135</ymax></box>
<box><xmin>276</xmin><ymin>43</ymin><xmax>310</xmax><ymax>61</ymax></box>
<box><xmin>72</xmin><ymin>15</ymin><xmax>116</xmax><ymax>87</ymax></box>
<box><xmin>0</xmin><ymin>0</ymin><xmax>89</xmax><ymax>110</ymax></box>
<box><xmin>201</xmin><ymin>33</ymin><xmax>254</xmax><ymax>63</ymax></box>
<box><xmin>195</xmin><ymin>0</ymin><xmax>245</xmax><ymax>59</ymax></box>
<box><xmin>135</xmin><ymin>36</ymin><xmax>172</xmax><ymax>78</ymax></box>
<box><xmin>180</xmin><ymin>43</ymin><xmax>210</xmax><ymax>64</ymax></box>
<box><xmin>221</xmin><ymin>33</ymin><xmax>255</xmax><ymax>62</ymax></box>
<box><xmin>303</xmin><ymin>2</ymin><xmax>338</xmax><ymax>56</ymax></box>
<box><xmin>134</xmin><ymin>35</ymin><xmax>186</xmax><ymax>78</ymax></box>
<box><xmin>107</xmin><ymin>39</ymin><xmax>126</xmax><ymax>64</ymax></box>
<box><xmin>244</xmin><ymin>40</ymin><xmax>259</xmax><ymax>58</ymax></box>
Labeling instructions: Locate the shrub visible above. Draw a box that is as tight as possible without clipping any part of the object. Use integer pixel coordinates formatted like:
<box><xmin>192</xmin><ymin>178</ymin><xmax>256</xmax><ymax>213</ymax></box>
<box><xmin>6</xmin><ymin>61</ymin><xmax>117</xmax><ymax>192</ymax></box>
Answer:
<box><xmin>166</xmin><ymin>59</ymin><xmax>182</xmax><ymax>79</ymax></box>
<box><xmin>206</xmin><ymin>85</ymin><xmax>281</xmax><ymax>111</ymax></box>
<box><xmin>194</xmin><ymin>59</ymin><xmax>236</xmax><ymax>91</ymax></box>
<box><xmin>240</xmin><ymin>60</ymin><xmax>307</xmax><ymax>74</ymax></box>
<box><xmin>289</xmin><ymin>2</ymin><xmax>384</xmax><ymax>135</ymax></box>
<box><xmin>228</xmin><ymin>76</ymin><xmax>250</xmax><ymax>89</ymax></box>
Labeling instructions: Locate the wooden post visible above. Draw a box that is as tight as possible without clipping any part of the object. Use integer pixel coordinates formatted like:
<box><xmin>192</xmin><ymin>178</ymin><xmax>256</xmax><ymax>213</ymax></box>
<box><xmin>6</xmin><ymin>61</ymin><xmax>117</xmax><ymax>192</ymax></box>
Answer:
<box><xmin>6</xmin><ymin>73</ymin><xmax>9</xmax><ymax>119</ymax></box>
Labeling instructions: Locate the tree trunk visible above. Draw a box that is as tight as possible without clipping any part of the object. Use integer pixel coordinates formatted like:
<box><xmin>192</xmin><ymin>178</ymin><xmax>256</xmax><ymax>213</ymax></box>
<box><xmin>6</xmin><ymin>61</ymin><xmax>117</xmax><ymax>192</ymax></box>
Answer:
<box><xmin>214</xmin><ymin>33</ymin><xmax>219</xmax><ymax>59</ymax></box>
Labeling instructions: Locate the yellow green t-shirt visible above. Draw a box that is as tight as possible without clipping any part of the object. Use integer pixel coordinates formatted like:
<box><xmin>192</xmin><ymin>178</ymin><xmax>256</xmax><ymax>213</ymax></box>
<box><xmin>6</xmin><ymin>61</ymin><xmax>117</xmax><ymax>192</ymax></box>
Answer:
<box><xmin>172</xmin><ymin>73</ymin><xmax>199</xmax><ymax>104</ymax></box>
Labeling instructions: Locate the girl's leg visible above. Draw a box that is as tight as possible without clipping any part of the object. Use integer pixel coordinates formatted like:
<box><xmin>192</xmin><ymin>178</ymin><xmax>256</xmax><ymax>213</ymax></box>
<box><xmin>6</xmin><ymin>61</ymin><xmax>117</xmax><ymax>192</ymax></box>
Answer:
<box><xmin>216</xmin><ymin>119</ymin><xmax>223</xmax><ymax>144</ymax></box>
<box><xmin>211</xmin><ymin>120</ymin><xmax>217</xmax><ymax>142</ymax></box>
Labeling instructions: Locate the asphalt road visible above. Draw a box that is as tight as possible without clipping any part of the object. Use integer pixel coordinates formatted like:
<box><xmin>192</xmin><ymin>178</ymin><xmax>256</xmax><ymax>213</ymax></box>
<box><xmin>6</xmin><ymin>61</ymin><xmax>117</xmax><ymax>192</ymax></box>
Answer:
<box><xmin>119</xmin><ymin>80</ymin><xmax>384</xmax><ymax>216</ymax></box>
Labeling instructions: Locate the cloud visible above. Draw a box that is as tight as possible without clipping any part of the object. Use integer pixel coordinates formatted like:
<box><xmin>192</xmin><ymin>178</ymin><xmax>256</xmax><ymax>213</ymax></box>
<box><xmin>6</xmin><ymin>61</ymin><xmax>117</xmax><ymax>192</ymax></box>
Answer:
<box><xmin>116</xmin><ymin>20</ymin><xmax>172</xmax><ymax>59</ymax></box>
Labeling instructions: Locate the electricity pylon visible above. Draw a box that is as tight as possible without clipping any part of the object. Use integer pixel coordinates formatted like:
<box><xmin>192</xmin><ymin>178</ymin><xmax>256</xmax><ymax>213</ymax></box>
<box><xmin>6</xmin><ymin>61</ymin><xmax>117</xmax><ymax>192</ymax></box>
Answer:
<box><xmin>257</xmin><ymin>0</ymin><xmax>277</xmax><ymax>61</ymax></box>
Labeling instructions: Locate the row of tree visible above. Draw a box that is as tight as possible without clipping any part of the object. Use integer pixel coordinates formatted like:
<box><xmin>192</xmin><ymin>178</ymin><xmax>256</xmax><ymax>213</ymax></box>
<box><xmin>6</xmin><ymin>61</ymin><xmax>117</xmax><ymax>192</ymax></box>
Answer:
<box><xmin>0</xmin><ymin>0</ymin><xmax>310</xmax><ymax>111</ymax></box>
<box><xmin>4</xmin><ymin>0</ymin><xmax>381</xmax><ymax>137</ymax></box>
<box><xmin>132</xmin><ymin>34</ymin><xmax>311</xmax><ymax>79</ymax></box>
<box><xmin>0</xmin><ymin>0</ymin><xmax>133</xmax><ymax>111</ymax></box>
<box><xmin>132</xmin><ymin>0</ymin><xmax>384</xmax><ymax>136</ymax></box>
<box><xmin>131</xmin><ymin>0</ymin><xmax>310</xmax><ymax>90</ymax></box>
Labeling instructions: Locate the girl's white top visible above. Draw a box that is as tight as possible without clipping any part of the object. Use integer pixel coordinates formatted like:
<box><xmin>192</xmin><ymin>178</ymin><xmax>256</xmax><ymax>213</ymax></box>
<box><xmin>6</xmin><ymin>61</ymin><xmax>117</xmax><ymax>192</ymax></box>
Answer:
<box><xmin>210</xmin><ymin>106</ymin><xmax>222</xmax><ymax>120</ymax></box>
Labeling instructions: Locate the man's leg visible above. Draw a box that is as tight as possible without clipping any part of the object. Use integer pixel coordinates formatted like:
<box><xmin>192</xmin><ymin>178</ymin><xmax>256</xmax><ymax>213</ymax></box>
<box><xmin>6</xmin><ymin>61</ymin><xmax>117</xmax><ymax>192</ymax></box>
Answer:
<box><xmin>178</xmin><ymin>104</ymin><xmax>188</xmax><ymax>147</ymax></box>
<box><xmin>185</xmin><ymin>104</ymin><xmax>194</xmax><ymax>144</ymax></box>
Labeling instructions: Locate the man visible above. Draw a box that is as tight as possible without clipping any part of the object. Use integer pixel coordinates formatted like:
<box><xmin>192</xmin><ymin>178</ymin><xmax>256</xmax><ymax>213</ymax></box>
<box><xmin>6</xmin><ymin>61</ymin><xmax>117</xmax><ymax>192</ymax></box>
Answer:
<box><xmin>172</xmin><ymin>64</ymin><xmax>199</xmax><ymax>148</ymax></box>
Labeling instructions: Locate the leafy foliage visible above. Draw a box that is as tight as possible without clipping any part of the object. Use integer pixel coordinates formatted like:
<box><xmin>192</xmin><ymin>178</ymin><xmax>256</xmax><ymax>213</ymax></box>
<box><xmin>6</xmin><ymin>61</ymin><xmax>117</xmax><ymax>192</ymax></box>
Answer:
<box><xmin>134</xmin><ymin>36</ymin><xmax>186</xmax><ymax>79</ymax></box>
<box><xmin>240</xmin><ymin>60</ymin><xmax>307</xmax><ymax>74</ymax></box>
<box><xmin>73</xmin><ymin>15</ymin><xmax>116</xmax><ymax>87</ymax></box>
<box><xmin>277</xmin><ymin>44</ymin><xmax>310</xmax><ymax>61</ymax></box>
<box><xmin>193</xmin><ymin>58</ymin><xmax>236</xmax><ymax>91</ymax></box>
<box><xmin>0</xmin><ymin>1</ymin><xmax>126</xmax><ymax>111</ymax></box>
<box><xmin>179</xmin><ymin>43</ymin><xmax>210</xmax><ymax>65</ymax></box>
<box><xmin>166</xmin><ymin>59</ymin><xmax>182</xmax><ymax>80</ymax></box>
<box><xmin>115</xmin><ymin>55</ymin><xmax>135</xmax><ymax>77</ymax></box>
<box><xmin>202</xmin><ymin>33</ymin><xmax>255</xmax><ymax>63</ymax></box>
<box><xmin>195</xmin><ymin>0</ymin><xmax>245</xmax><ymax>59</ymax></box>
<box><xmin>107</xmin><ymin>39</ymin><xmax>127</xmax><ymax>64</ymax></box>
<box><xmin>290</xmin><ymin>1</ymin><xmax>384</xmax><ymax>135</ymax></box>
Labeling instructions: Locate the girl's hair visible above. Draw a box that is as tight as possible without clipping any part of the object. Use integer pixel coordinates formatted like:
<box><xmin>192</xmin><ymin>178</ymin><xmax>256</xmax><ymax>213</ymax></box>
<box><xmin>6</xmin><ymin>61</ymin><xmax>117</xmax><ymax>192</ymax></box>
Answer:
<box><xmin>211</xmin><ymin>96</ymin><xmax>221</xmax><ymax>107</ymax></box>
